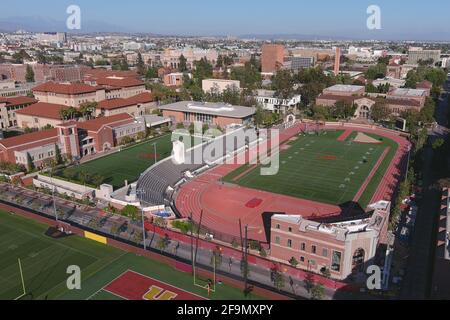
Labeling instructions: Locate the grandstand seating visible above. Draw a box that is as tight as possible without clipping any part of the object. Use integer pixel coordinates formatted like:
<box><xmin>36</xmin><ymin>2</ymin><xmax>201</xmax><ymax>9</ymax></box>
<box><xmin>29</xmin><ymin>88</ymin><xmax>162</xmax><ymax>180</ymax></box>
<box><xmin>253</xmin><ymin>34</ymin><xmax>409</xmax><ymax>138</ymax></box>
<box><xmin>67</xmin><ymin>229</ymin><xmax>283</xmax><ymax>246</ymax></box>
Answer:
<box><xmin>136</xmin><ymin>128</ymin><xmax>259</xmax><ymax>206</ymax></box>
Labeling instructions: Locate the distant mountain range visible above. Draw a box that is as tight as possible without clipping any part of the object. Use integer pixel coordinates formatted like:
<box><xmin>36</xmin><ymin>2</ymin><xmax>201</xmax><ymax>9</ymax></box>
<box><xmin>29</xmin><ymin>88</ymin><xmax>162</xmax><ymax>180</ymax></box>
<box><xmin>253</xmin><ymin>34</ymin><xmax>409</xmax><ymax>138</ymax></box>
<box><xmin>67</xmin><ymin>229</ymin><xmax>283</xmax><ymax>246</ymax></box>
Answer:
<box><xmin>1</xmin><ymin>16</ymin><xmax>450</xmax><ymax>42</ymax></box>
<box><xmin>239</xmin><ymin>32</ymin><xmax>450</xmax><ymax>42</ymax></box>
<box><xmin>0</xmin><ymin>16</ymin><xmax>134</xmax><ymax>34</ymax></box>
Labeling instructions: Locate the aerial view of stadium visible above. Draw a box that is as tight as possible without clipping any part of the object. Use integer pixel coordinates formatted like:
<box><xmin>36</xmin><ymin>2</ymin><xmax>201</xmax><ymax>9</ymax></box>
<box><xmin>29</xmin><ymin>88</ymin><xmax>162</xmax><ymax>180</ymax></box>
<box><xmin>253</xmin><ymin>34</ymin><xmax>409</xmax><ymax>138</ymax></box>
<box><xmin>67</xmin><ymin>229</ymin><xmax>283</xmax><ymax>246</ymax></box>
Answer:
<box><xmin>1</xmin><ymin>0</ymin><xmax>450</xmax><ymax>311</ymax></box>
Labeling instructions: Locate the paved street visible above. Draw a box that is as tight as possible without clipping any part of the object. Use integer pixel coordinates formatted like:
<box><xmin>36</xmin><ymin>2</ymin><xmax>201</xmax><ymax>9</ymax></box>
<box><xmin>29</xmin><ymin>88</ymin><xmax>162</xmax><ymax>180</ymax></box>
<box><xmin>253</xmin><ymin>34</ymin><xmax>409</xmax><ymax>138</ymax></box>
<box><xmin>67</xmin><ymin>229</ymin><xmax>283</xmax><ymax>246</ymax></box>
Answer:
<box><xmin>400</xmin><ymin>78</ymin><xmax>449</xmax><ymax>299</ymax></box>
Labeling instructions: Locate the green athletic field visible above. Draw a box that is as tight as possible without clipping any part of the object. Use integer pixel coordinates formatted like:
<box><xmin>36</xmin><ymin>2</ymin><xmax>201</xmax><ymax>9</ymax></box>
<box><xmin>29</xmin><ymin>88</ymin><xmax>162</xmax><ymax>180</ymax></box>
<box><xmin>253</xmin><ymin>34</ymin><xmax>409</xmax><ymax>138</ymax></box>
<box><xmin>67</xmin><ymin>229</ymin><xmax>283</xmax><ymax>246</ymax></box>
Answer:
<box><xmin>224</xmin><ymin>130</ymin><xmax>398</xmax><ymax>209</ymax></box>
<box><xmin>55</xmin><ymin>135</ymin><xmax>174</xmax><ymax>190</ymax></box>
<box><xmin>0</xmin><ymin>211</ymin><xmax>261</xmax><ymax>300</ymax></box>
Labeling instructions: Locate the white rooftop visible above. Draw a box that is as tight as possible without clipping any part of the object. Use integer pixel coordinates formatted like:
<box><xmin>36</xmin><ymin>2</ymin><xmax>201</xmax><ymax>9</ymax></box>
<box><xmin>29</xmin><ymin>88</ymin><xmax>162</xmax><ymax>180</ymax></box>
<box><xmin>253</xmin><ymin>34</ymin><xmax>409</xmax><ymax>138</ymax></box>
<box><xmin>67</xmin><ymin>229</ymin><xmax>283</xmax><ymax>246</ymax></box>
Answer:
<box><xmin>326</xmin><ymin>84</ymin><xmax>364</xmax><ymax>92</ymax></box>
<box><xmin>390</xmin><ymin>88</ymin><xmax>428</xmax><ymax>97</ymax></box>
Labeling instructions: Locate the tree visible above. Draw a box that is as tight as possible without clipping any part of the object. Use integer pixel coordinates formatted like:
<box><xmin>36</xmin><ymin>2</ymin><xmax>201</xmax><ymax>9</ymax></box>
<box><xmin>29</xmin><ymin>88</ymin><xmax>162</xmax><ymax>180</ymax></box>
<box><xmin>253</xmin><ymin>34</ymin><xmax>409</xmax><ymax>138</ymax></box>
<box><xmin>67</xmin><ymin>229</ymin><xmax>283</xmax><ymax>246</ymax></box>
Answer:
<box><xmin>90</xmin><ymin>174</ymin><xmax>105</xmax><ymax>188</ymax></box>
<box><xmin>371</xmin><ymin>101</ymin><xmax>391</xmax><ymax>122</ymax></box>
<box><xmin>62</xmin><ymin>168</ymin><xmax>77</xmax><ymax>181</ymax></box>
<box><xmin>311</xmin><ymin>284</ymin><xmax>325</xmax><ymax>300</ymax></box>
<box><xmin>433</xmin><ymin>138</ymin><xmax>445</xmax><ymax>150</ymax></box>
<box><xmin>145</xmin><ymin>67</ymin><xmax>158</xmax><ymax>79</ymax></box>
<box><xmin>179</xmin><ymin>54</ymin><xmax>188</xmax><ymax>72</ymax></box>
<box><xmin>121</xmin><ymin>205</ymin><xmax>139</xmax><ymax>221</ymax></box>
<box><xmin>25</xmin><ymin>65</ymin><xmax>35</xmax><ymax>83</ymax></box>
<box><xmin>289</xmin><ymin>257</ymin><xmax>299</xmax><ymax>268</ymax></box>
<box><xmin>365</xmin><ymin>63</ymin><xmax>387</xmax><ymax>80</ymax></box>
<box><xmin>272</xmin><ymin>69</ymin><xmax>294</xmax><ymax>99</ymax></box>
<box><xmin>156</xmin><ymin>234</ymin><xmax>171</xmax><ymax>253</ymax></box>
<box><xmin>136</xmin><ymin>52</ymin><xmax>146</xmax><ymax>75</ymax></box>
<box><xmin>270</xmin><ymin>267</ymin><xmax>285</xmax><ymax>291</ymax></box>
<box><xmin>193</xmin><ymin>58</ymin><xmax>213</xmax><ymax>83</ymax></box>
<box><xmin>79</xmin><ymin>102</ymin><xmax>97</xmax><ymax>120</ymax></box>
<box><xmin>333</xmin><ymin>100</ymin><xmax>356</xmax><ymax>119</ymax></box>
<box><xmin>26</xmin><ymin>152</ymin><xmax>35</xmax><ymax>172</ymax></box>
<box><xmin>230</xmin><ymin>61</ymin><xmax>261</xmax><ymax>91</ymax></box>
<box><xmin>79</xmin><ymin>170</ymin><xmax>90</xmax><ymax>186</ymax></box>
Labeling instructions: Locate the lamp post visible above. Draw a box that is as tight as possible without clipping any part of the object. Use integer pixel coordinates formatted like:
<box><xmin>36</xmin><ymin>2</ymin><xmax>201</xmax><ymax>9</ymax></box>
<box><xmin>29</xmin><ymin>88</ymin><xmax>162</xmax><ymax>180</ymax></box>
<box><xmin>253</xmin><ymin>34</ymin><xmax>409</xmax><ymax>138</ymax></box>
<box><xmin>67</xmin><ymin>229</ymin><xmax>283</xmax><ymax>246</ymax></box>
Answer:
<box><xmin>136</xmin><ymin>188</ymin><xmax>147</xmax><ymax>251</ymax></box>
<box><xmin>243</xmin><ymin>224</ymin><xmax>259</xmax><ymax>295</ymax></box>
<box><xmin>49</xmin><ymin>166</ymin><xmax>58</xmax><ymax>223</ymax></box>
<box><xmin>153</xmin><ymin>142</ymin><xmax>157</xmax><ymax>165</ymax></box>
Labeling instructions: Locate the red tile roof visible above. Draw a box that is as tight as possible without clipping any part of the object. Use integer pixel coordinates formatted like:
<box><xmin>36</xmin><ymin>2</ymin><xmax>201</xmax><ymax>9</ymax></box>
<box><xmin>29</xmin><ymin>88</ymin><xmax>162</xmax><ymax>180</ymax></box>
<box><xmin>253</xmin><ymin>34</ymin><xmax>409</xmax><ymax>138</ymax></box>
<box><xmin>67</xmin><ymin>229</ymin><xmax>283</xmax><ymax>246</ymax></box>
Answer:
<box><xmin>0</xmin><ymin>96</ymin><xmax>37</xmax><ymax>106</ymax></box>
<box><xmin>16</xmin><ymin>102</ymin><xmax>68</xmax><ymax>120</ymax></box>
<box><xmin>95</xmin><ymin>77</ymin><xmax>144</xmax><ymax>88</ymax></box>
<box><xmin>77</xmin><ymin>113</ymin><xmax>133</xmax><ymax>132</ymax></box>
<box><xmin>97</xmin><ymin>98</ymin><xmax>135</xmax><ymax>110</ymax></box>
<box><xmin>33</xmin><ymin>81</ymin><xmax>101</xmax><ymax>95</ymax></box>
<box><xmin>127</xmin><ymin>92</ymin><xmax>154</xmax><ymax>104</ymax></box>
<box><xmin>316</xmin><ymin>94</ymin><xmax>372</xmax><ymax>103</ymax></box>
<box><xmin>97</xmin><ymin>92</ymin><xmax>154</xmax><ymax>110</ymax></box>
<box><xmin>83</xmin><ymin>69</ymin><xmax>138</xmax><ymax>80</ymax></box>
<box><xmin>0</xmin><ymin>128</ymin><xmax>58</xmax><ymax>149</ymax></box>
<box><xmin>386</xmin><ymin>98</ymin><xmax>422</xmax><ymax>107</ymax></box>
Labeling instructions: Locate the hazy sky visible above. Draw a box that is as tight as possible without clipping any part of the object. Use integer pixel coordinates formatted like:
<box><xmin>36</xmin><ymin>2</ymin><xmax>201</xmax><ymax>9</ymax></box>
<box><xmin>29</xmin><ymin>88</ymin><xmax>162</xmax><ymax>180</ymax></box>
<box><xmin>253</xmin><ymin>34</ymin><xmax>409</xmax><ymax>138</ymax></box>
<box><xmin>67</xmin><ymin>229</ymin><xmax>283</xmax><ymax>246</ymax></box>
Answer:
<box><xmin>1</xmin><ymin>0</ymin><xmax>450</xmax><ymax>38</ymax></box>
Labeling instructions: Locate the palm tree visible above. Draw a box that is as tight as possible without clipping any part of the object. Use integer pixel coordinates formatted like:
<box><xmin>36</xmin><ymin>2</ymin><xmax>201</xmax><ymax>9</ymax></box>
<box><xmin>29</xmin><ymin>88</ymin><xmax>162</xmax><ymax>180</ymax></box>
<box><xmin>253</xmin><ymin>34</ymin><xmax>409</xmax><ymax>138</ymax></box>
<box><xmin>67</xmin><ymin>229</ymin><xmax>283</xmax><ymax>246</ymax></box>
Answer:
<box><xmin>79</xmin><ymin>171</ymin><xmax>90</xmax><ymax>186</ymax></box>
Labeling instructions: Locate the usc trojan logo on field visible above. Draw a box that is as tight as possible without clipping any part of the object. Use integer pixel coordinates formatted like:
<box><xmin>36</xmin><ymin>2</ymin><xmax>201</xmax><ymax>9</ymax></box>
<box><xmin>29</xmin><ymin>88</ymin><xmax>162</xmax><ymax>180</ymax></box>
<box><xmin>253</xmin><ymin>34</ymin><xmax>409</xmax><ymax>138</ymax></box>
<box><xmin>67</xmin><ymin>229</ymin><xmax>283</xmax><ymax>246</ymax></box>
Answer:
<box><xmin>143</xmin><ymin>285</ymin><xmax>178</xmax><ymax>300</ymax></box>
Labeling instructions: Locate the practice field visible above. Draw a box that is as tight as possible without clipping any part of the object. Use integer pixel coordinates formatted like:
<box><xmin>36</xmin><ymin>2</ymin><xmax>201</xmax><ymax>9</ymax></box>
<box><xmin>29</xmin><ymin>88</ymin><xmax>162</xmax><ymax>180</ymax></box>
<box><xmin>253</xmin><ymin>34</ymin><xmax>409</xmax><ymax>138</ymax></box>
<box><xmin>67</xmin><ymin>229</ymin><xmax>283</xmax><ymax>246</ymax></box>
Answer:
<box><xmin>0</xmin><ymin>211</ymin><xmax>261</xmax><ymax>300</ymax></box>
<box><xmin>224</xmin><ymin>130</ymin><xmax>397</xmax><ymax>208</ymax></box>
<box><xmin>55</xmin><ymin>134</ymin><xmax>179</xmax><ymax>190</ymax></box>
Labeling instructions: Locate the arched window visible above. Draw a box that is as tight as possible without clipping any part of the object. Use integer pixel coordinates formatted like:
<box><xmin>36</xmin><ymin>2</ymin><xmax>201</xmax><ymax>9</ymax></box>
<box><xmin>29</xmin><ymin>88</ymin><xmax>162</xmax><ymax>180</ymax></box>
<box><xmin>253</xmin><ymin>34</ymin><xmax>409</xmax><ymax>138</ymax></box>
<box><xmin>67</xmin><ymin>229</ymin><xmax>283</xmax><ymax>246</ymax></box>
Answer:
<box><xmin>352</xmin><ymin>248</ymin><xmax>365</xmax><ymax>273</ymax></box>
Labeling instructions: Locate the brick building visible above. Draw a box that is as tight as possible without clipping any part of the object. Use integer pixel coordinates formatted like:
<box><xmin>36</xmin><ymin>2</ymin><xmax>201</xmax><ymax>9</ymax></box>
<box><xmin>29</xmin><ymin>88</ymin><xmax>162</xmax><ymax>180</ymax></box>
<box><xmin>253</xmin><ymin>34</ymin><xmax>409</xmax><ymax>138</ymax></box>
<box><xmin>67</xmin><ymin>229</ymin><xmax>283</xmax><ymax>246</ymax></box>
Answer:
<box><xmin>270</xmin><ymin>201</ymin><xmax>390</xmax><ymax>280</ymax></box>
<box><xmin>0</xmin><ymin>113</ymin><xmax>144</xmax><ymax>169</ymax></box>
<box><xmin>96</xmin><ymin>92</ymin><xmax>156</xmax><ymax>117</ymax></box>
<box><xmin>261</xmin><ymin>44</ymin><xmax>285</xmax><ymax>73</ymax></box>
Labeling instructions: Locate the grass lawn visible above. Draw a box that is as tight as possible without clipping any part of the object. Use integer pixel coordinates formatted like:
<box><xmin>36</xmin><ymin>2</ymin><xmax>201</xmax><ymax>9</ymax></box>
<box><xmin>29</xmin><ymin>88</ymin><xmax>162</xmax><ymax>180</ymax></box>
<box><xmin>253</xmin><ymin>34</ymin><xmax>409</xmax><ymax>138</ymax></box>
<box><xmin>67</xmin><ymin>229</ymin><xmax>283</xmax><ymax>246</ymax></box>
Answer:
<box><xmin>0</xmin><ymin>211</ymin><xmax>261</xmax><ymax>300</ymax></box>
<box><xmin>224</xmin><ymin>130</ymin><xmax>397</xmax><ymax>208</ymax></box>
<box><xmin>56</xmin><ymin>135</ymin><xmax>175</xmax><ymax>190</ymax></box>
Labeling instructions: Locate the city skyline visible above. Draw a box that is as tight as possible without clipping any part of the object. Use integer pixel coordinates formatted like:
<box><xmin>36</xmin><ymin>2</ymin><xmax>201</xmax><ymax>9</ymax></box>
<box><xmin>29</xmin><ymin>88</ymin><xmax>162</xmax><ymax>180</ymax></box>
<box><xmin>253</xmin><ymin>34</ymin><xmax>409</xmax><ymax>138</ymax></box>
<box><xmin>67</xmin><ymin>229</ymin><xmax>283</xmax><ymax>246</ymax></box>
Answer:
<box><xmin>1</xmin><ymin>0</ymin><xmax>450</xmax><ymax>41</ymax></box>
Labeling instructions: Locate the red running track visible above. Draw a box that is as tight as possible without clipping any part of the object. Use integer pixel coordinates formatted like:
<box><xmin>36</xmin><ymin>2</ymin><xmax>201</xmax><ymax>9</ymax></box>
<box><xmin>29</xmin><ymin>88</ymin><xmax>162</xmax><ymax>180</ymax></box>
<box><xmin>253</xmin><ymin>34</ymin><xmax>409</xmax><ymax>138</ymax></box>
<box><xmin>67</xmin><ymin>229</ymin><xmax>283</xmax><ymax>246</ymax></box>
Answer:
<box><xmin>175</xmin><ymin>123</ymin><xmax>410</xmax><ymax>243</ymax></box>
<box><xmin>337</xmin><ymin>129</ymin><xmax>354</xmax><ymax>141</ymax></box>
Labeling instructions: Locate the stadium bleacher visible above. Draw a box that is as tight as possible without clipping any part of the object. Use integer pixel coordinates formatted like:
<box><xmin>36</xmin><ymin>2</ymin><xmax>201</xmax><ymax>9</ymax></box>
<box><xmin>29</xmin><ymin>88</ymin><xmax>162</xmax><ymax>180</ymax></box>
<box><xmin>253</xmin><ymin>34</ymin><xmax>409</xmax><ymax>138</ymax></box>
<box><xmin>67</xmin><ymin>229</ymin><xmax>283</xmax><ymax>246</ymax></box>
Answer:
<box><xmin>136</xmin><ymin>128</ymin><xmax>259</xmax><ymax>206</ymax></box>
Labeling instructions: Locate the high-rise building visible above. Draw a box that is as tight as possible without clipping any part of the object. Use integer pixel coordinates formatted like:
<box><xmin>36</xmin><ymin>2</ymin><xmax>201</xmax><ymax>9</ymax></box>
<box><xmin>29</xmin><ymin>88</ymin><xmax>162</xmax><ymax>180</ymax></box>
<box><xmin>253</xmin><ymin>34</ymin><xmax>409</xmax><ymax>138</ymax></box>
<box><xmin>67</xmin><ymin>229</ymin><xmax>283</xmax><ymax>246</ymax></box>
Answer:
<box><xmin>408</xmin><ymin>49</ymin><xmax>441</xmax><ymax>64</ymax></box>
<box><xmin>334</xmin><ymin>47</ymin><xmax>341</xmax><ymax>76</ymax></box>
<box><xmin>261</xmin><ymin>44</ymin><xmax>285</xmax><ymax>73</ymax></box>
<box><xmin>36</xmin><ymin>32</ymin><xmax>67</xmax><ymax>44</ymax></box>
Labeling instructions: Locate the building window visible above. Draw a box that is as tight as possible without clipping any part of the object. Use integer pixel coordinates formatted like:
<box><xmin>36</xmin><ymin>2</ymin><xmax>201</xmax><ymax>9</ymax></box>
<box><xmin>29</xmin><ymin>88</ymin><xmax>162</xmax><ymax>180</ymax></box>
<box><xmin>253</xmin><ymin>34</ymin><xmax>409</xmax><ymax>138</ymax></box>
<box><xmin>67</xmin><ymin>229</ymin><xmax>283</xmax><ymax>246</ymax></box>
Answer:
<box><xmin>332</xmin><ymin>251</ymin><xmax>342</xmax><ymax>272</ymax></box>
<box><xmin>322</xmin><ymin>248</ymin><xmax>328</xmax><ymax>257</ymax></box>
<box><xmin>287</xmin><ymin>239</ymin><xmax>292</xmax><ymax>248</ymax></box>
<box><xmin>276</xmin><ymin>224</ymin><xmax>280</xmax><ymax>229</ymax></box>
<box><xmin>311</xmin><ymin>245</ymin><xmax>317</xmax><ymax>254</ymax></box>
<box><xmin>300</xmin><ymin>243</ymin><xmax>306</xmax><ymax>251</ymax></box>
<box><xmin>275</xmin><ymin>236</ymin><xmax>280</xmax><ymax>245</ymax></box>
<box><xmin>288</xmin><ymin>227</ymin><xmax>292</xmax><ymax>233</ymax></box>
<box><xmin>300</xmin><ymin>256</ymin><xmax>305</xmax><ymax>263</ymax></box>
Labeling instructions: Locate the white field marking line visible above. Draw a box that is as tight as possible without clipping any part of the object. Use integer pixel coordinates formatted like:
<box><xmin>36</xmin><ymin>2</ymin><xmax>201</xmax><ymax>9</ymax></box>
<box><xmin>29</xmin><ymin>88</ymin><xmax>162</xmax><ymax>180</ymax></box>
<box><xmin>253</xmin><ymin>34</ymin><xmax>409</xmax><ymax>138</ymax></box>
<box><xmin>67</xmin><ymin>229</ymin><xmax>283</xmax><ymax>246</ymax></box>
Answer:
<box><xmin>193</xmin><ymin>255</ymin><xmax>216</xmax><ymax>293</ymax></box>
<box><xmin>40</xmin><ymin>252</ymin><xmax>128</xmax><ymax>300</ymax></box>
<box><xmin>101</xmin><ymin>287</ymin><xmax>129</xmax><ymax>300</ymax></box>
<box><xmin>13</xmin><ymin>258</ymin><xmax>26</xmax><ymax>300</ymax></box>
<box><xmin>128</xmin><ymin>270</ymin><xmax>207</xmax><ymax>300</ymax></box>
<box><xmin>85</xmin><ymin>268</ymin><xmax>130</xmax><ymax>300</ymax></box>
<box><xmin>0</xmin><ymin>245</ymin><xmax>68</xmax><ymax>287</ymax></box>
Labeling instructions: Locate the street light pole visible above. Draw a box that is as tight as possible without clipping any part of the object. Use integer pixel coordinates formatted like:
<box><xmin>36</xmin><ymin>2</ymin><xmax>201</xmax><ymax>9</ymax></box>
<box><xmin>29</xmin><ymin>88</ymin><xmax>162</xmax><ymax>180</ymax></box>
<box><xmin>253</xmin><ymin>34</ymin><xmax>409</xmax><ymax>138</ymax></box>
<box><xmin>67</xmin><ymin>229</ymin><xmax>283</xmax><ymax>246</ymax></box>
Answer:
<box><xmin>153</xmin><ymin>143</ymin><xmax>157</xmax><ymax>165</ymax></box>
<box><xmin>244</xmin><ymin>224</ymin><xmax>248</xmax><ymax>293</ymax></box>
<box><xmin>136</xmin><ymin>189</ymin><xmax>147</xmax><ymax>251</ymax></box>
<box><xmin>50</xmin><ymin>168</ymin><xmax>58</xmax><ymax>223</ymax></box>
